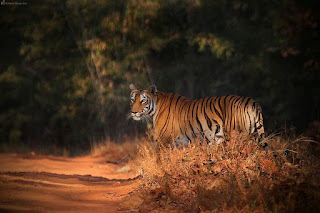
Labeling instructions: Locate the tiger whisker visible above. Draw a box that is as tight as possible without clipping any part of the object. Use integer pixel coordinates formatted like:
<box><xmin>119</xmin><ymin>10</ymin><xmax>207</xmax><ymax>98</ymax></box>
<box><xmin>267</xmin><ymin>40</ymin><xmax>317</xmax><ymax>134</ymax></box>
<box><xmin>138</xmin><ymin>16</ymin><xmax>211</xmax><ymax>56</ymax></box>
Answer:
<box><xmin>126</xmin><ymin>112</ymin><xmax>132</xmax><ymax>120</ymax></box>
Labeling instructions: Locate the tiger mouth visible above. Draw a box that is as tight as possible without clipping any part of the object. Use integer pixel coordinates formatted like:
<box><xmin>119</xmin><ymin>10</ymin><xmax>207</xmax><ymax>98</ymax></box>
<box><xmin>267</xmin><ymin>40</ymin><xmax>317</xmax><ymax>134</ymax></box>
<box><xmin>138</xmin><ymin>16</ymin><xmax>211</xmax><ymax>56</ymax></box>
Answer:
<box><xmin>132</xmin><ymin>116</ymin><xmax>141</xmax><ymax>121</ymax></box>
<box><xmin>132</xmin><ymin>113</ymin><xmax>143</xmax><ymax>120</ymax></box>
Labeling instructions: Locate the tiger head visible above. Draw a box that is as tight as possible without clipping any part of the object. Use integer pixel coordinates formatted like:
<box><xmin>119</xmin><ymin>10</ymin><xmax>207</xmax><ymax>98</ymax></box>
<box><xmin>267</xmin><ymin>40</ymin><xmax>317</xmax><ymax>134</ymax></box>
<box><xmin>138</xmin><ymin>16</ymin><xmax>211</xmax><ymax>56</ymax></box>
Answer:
<box><xmin>129</xmin><ymin>84</ymin><xmax>158</xmax><ymax>121</ymax></box>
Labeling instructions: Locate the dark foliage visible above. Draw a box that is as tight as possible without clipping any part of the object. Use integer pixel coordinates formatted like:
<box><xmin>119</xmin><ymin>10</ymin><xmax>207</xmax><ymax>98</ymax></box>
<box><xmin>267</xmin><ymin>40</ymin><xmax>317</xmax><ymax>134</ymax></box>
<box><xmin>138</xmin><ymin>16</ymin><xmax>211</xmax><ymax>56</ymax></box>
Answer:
<box><xmin>0</xmin><ymin>0</ymin><xmax>319</xmax><ymax>154</ymax></box>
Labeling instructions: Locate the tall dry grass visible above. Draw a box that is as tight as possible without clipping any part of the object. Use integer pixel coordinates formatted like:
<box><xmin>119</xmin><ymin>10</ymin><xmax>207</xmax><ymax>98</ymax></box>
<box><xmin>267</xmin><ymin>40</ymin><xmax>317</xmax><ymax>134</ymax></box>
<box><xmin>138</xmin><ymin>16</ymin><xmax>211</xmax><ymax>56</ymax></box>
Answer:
<box><xmin>133</xmin><ymin>131</ymin><xmax>320</xmax><ymax>212</ymax></box>
<box><xmin>90</xmin><ymin>139</ymin><xmax>142</xmax><ymax>164</ymax></box>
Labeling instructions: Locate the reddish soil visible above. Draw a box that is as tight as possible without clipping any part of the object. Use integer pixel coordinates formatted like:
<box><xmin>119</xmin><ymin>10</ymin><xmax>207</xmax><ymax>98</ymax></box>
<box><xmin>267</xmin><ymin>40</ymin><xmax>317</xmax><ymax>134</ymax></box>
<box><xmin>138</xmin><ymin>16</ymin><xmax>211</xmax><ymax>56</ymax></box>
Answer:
<box><xmin>0</xmin><ymin>153</ymin><xmax>140</xmax><ymax>213</ymax></box>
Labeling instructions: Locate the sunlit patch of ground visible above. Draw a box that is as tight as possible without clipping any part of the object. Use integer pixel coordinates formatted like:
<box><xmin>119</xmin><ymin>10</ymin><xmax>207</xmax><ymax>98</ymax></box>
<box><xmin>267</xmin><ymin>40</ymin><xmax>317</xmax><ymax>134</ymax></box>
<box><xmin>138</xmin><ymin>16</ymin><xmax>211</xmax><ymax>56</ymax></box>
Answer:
<box><xmin>0</xmin><ymin>153</ymin><xmax>140</xmax><ymax>213</ymax></box>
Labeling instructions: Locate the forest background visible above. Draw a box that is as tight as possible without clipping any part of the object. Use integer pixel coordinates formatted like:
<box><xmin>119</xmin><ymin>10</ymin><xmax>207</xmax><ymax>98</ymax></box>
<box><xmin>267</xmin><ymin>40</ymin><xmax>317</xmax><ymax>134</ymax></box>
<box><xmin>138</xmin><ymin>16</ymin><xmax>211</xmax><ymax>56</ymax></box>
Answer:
<box><xmin>0</xmin><ymin>0</ymin><xmax>319</xmax><ymax>155</ymax></box>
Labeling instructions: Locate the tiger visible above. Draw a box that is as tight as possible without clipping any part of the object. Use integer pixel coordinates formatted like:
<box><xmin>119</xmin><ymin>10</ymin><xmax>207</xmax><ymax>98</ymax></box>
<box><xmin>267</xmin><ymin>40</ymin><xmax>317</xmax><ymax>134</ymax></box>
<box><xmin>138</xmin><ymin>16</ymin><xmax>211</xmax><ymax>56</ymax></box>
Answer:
<box><xmin>129</xmin><ymin>84</ymin><xmax>269</xmax><ymax>151</ymax></box>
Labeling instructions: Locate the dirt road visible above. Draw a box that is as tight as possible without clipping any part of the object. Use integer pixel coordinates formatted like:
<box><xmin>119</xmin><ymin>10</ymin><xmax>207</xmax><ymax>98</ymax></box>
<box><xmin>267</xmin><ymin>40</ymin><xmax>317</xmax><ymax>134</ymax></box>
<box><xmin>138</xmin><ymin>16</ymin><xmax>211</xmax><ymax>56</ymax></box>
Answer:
<box><xmin>0</xmin><ymin>153</ymin><xmax>140</xmax><ymax>213</ymax></box>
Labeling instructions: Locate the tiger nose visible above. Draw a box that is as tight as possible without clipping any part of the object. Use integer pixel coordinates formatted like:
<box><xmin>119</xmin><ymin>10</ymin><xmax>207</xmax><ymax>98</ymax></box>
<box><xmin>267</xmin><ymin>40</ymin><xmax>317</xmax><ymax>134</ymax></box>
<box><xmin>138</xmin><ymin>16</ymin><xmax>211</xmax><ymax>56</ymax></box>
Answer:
<box><xmin>131</xmin><ymin>111</ymin><xmax>137</xmax><ymax>114</ymax></box>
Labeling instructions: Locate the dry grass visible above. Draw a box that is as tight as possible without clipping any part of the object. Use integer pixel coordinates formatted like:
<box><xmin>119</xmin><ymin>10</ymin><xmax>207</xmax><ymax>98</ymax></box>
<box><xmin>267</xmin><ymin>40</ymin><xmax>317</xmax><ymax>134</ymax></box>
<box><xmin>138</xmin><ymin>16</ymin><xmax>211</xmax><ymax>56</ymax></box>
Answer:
<box><xmin>90</xmin><ymin>139</ymin><xmax>141</xmax><ymax>164</ymax></box>
<box><xmin>131</xmin><ymin>131</ymin><xmax>320</xmax><ymax>212</ymax></box>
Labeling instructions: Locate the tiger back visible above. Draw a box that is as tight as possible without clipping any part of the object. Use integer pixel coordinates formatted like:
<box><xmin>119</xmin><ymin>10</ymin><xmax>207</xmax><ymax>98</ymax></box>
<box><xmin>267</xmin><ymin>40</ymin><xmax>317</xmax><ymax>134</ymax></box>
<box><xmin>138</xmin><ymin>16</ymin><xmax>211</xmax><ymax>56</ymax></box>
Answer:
<box><xmin>129</xmin><ymin>84</ymin><xmax>265</xmax><ymax>148</ymax></box>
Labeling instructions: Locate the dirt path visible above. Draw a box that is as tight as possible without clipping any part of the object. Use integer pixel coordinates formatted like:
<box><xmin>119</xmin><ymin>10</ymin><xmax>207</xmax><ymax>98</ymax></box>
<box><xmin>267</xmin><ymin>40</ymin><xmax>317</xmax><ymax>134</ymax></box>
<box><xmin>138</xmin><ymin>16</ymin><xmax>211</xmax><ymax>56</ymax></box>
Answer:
<box><xmin>0</xmin><ymin>153</ymin><xmax>140</xmax><ymax>213</ymax></box>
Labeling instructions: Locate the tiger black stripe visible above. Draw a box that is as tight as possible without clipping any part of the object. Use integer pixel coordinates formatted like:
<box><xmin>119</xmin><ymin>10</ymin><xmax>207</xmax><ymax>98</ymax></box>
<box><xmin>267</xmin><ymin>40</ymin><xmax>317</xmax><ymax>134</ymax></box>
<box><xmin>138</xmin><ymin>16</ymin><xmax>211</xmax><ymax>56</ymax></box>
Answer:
<box><xmin>189</xmin><ymin>100</ymin><xmax>197</xmax><ymax>138</ymax></box>
<box><xmin>171</xmin><ymin>95</ymin><xmax>183</xmax><ymax>134</ymax></box>
<box><xmin>244</xmin><ymin>97</ymin><xmax>251</xmax><ymax>109</ymax></box>
<box><xmin>182</xmin><ymin>101</ymin><xmax>190</xmax><ymax>139</ymax></box>
<box><xmin>153</xmin><ymin>94</ymin><xmax>166</xmax><ymax>122</ymax></box>
<box><xmin>190</xmin><ymin>100</ymin><xmax>195</xmax><ymax>124</ymax></box>
<box><xmin>178</xmin><ymin>99</ymin><xmax>188</xmax><ymax>136</ymax></box>
<box><xmin>224</xmin><ymin>96</ymin><xmax>232</xmax><ymax>132</ymax></box>
<box><xmin>212</xmin><ymin>98</ymin><xmax>223</xmax><ymax>121</ymax></box>
<box><xmin>158</xmin><ymin>93</ymin><xmax>176</xmax><ymax>140</ymax></box>
<box><xmin>223</xmin><ymin>95</ymin><xmax>231</xmax><ymax>119</ymax></box>
<box><xmin>212</xmin><ymin>119</ymin><xmax>220</xmax><ymax>134</ymax></box>
<box><xmin>211</xmin><ymin>99</ymin><xmax>223</xmax><ymax>133</ymax></box>
<box><xmin>216</xmin><ymin>97</ymin><xmax>224</xmax><ymax>120</ymax></box>
<box><xmin>204</xmin><ymin>102</ymin><xmax>212</xmax><ymax>130</ymax></box>
<box><xmin>183</xmin><ymin>101</ymin><xmax>193</xmax><ymax>139</ymax></box>
<box><xmin>233</xmin><ymin>97</ymin><xmax>242</xmax><ymax>129</ymax></box>
<box><xmin>230</xmin><ymin>96</ymin><xmax>239</xmax><ymax>130</ymax></box>
<box><xmin>195</xmin><ymin>100</ymin><xmax>204</xmax><ymax>134</ymax></box>
<box><xmin>246</xmin><ymin>110</ymin><xmax>252</xmax><ymax>134</ymax></box>
<box><xmin>202</xmin><ymin>97</ymin><xmax>210</xmax><ymax>114</ymax></box>
<box><xmin>238</xmin><ymin>98</ymin><xmax>246</xmax><ymax>130</ymax></box>
<box><xmin>228</xmin><ymin>96</ymin><xmax>235</xmax><ymax>129</ymax></box>
<box><xmin>189</xmin><ymin>120</ymin><xmax>197</xmax><ymax>138</ymax></box>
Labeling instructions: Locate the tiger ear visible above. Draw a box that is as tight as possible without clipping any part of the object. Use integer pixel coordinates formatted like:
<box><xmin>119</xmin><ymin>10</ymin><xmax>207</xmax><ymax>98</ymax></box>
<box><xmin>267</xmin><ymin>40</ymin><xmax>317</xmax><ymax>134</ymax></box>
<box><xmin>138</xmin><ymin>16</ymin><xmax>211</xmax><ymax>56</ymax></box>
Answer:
<box><xmin>129</xmin><ymin>83</ymin><xmax>136</xmax><ymax>91</ymax></box>
<box><xmin>148</xmin><ymin>84</ymin><xmax>157</xmax><ymax>95</ymax></box>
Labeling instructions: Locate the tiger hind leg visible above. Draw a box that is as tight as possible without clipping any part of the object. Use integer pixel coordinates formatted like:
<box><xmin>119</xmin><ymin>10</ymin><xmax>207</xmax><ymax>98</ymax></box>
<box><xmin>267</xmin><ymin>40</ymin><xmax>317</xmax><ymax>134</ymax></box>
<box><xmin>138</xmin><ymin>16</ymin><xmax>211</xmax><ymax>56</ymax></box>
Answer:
<box><xmin>202</xmin><ymin>128</ymin><xmax>224</xmax><ymax>145</ymax></box>
<box><xmin>214</xmin><ymin>128</ymin><xmax>225</xmax><ymax>145</ymax></box>
<box><xmin>255</xmin><ymin>124</ymin><xmax>270</xmax><ymax>153</ymax></box>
